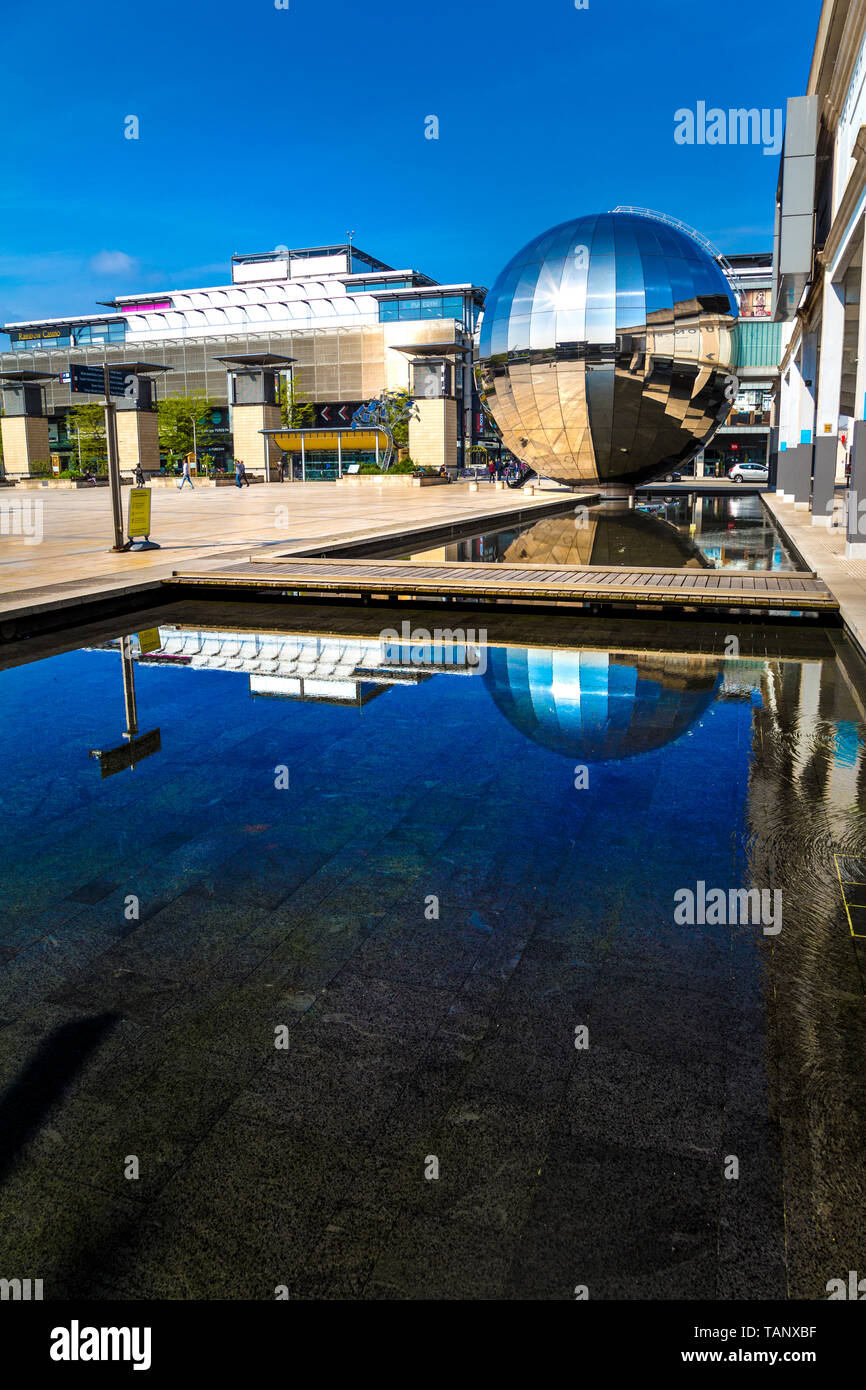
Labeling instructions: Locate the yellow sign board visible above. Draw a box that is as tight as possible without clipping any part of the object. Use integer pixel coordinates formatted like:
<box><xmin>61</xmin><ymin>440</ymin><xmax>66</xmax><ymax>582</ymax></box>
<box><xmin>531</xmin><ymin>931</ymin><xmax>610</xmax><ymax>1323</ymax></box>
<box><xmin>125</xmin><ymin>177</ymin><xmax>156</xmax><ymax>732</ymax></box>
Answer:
<box><xmin>137</xmin><ymin>628</ymin><xmax>162</xmax><ymax>654</ymax></box>
<box><xmin>128</xmin><ymin>487</ymin><xmax>152</xmax><ymax>539</ymax></box>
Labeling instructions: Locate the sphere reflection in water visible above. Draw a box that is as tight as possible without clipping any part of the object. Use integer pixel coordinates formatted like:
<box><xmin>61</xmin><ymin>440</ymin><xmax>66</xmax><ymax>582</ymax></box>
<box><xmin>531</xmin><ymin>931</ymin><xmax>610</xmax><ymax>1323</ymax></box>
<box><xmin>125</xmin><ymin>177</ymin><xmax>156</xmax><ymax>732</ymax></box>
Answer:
<box><xmin>475</xmin><ymin>210</ymin><xmax>738</xmax><ymax>490</ymax></box>
<box><xmin>484</xmin><ymin>648</ymin><xmax>722</xmax><ymax>760</ymax></box>
<box><xmin>502</xmin><ymin>508</ymin><xmax>709</xmax><ymax>569</ymax></box>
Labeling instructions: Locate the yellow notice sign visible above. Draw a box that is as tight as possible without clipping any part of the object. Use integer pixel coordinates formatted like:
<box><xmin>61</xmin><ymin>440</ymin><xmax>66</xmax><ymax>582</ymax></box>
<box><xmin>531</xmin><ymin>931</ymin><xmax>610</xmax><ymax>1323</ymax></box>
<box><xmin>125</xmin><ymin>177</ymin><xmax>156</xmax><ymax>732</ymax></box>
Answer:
<box><xmin>137</xmin><ymin>628</ymin><xmax>161</xmax><ymax>655</ymax></box>
<box><xmin>128</xmin><ymin>487</ymin><xmax>152</xmax><ymax>539</ymax></box>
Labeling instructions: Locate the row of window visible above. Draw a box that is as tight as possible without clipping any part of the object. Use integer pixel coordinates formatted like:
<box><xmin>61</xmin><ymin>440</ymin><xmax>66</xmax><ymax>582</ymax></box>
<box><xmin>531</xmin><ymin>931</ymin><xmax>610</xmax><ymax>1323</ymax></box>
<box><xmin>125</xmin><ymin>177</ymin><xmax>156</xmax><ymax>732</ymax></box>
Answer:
<box><xmin>378</xmin><ymin>295</ymin><xmax>466</xmax><ymax>323</ymax></box>
<box><xmin>349</xmin><ymin>279</ymin><xmax>415</xmax><ymax>293</ymax></box>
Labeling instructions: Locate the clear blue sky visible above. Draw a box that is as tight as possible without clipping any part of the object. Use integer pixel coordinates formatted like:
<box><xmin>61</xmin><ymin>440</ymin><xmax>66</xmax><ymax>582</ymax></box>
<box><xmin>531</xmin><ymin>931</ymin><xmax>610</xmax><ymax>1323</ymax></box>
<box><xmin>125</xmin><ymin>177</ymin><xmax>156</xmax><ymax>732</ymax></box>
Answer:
<box><xmin>0</xmin><ymin>0</ymin><xmax>821</xmax><ymax>331</ymax></box>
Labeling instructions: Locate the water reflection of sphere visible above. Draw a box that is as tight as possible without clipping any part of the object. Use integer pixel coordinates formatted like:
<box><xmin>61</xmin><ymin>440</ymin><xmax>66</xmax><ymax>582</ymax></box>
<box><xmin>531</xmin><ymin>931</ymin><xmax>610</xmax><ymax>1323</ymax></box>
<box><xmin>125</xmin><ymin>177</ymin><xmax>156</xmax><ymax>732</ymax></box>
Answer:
<box><xmin>475</xmin><ymin>211</ymin><xmax>738</xmax><ymax>489</ymax></box>
<box><xmin>502</xmin><ymin>509</ymin><xmax>709</xmax><ymax>569</ymax></box>
<box><xmin>484</xmin><ymin>647</ymin><xmax>722</xmax><ymax>760</ymax></box>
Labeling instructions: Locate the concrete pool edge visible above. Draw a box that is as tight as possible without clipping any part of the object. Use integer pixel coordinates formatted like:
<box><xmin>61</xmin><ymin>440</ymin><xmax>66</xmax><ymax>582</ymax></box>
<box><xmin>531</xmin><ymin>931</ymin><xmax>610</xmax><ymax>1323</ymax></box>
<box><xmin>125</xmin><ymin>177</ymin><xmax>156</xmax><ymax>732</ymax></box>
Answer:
<box><xmin>761</xmin><ymin>493</ymin><xmax>866</xmax><ymax>663</ymax></box>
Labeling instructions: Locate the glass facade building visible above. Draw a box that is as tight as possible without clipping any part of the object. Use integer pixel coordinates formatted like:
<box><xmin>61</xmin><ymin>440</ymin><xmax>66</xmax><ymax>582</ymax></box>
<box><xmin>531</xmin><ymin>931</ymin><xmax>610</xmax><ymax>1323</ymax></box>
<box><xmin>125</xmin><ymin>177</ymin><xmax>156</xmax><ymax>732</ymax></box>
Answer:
<box><xmin>0</xmin><ymin>243</ymin><xmax>485</xmax><ymax>474</ymax></box>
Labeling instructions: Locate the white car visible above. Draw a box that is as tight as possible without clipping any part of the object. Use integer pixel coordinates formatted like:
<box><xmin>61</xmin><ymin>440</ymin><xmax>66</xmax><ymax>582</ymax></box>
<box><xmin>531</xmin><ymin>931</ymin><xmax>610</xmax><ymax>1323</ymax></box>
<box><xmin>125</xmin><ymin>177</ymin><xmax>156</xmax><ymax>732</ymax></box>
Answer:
<box><xmin>728</xmin><ymin>461</ymin><xmax>769</xmax><ymax>484</ymax></box>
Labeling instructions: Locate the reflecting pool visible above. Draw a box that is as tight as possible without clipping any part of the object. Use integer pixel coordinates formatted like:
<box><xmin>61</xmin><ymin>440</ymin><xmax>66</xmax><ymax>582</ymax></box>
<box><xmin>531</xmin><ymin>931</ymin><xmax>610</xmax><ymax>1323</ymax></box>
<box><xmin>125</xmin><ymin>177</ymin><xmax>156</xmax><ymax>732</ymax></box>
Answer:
<box><xmin>0</xmin><ymin>604</ymin><xmax>865</xmax><ymax>1300</ymax></box>
<box><xmin>395</xmin><ymin>496</ymin><xmax>800</xmax><ymax>572</ymax></box>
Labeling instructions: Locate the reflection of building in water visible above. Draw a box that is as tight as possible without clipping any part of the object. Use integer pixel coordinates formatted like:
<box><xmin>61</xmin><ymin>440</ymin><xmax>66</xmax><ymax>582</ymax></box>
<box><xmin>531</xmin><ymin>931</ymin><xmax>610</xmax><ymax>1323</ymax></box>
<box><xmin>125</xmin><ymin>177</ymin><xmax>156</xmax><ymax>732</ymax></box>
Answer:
<box><xmin>648</xmin><ymin>494</ymin><xmax>796</xmax><ymax>572</ymax></box>
<box><xmin>95</xmin><ymin>628</ymin><xmax>481</xmax><ymax>708</ymax></box>
<box><xmin>483</xmin><ymin>647</ymin><xmax>722</xmax><ymax>760</ymax></box>
<box><xmin>745</xmin><ymin>650</ymin><xmax>866</xmax><ymax>1297</ymax></box>
<box><xmin>501</xmin><ymin>507</ymin><xmax>710</xmax><ymax>569</ymax></box>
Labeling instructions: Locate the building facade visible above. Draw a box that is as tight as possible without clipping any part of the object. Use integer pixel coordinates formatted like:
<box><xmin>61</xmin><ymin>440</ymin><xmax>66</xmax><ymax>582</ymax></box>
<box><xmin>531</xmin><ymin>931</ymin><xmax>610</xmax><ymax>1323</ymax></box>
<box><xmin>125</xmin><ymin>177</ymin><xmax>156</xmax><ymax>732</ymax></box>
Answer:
<box><xmin>0</xmin><ymin>243</ymin><xmax>486</xmax><ymax>478</ymax></box>
<box><xmin>772</xmin><ymin>0</ymin><xmax>866</xmax><ymax>538</ymax></box>
<box><xmin>706</xmin><ymin>253</ymin><xmax>781</xmax><ymax>477</ymax></box>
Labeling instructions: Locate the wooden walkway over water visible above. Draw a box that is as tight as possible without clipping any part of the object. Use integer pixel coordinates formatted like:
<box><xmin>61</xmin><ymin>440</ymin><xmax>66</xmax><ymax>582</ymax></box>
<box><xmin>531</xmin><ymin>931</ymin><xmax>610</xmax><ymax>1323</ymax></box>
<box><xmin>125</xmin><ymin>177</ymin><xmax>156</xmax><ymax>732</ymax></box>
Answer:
<box><xmin>168</xmin><ymin>556</ymin><xmax>839</xmax><ymax>616</ymax></box>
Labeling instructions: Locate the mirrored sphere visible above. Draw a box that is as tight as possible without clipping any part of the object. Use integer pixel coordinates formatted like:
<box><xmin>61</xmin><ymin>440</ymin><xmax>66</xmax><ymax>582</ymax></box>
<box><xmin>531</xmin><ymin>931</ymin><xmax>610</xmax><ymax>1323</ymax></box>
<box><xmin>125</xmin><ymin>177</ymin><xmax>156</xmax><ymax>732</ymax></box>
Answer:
<box><xmin>475</xmin><ymin>211</ymin><xmax>739</xmax><ymax>489</ymax></box>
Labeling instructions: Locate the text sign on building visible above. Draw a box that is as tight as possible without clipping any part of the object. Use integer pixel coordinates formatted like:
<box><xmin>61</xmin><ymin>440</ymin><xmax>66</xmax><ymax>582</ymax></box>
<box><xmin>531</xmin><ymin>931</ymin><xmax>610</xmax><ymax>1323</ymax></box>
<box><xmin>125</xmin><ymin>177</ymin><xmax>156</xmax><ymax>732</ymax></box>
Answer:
<box><xmin>69</xmin><ymin>363</ymin><xmax>139</xmax><ymax>399</ymax></box>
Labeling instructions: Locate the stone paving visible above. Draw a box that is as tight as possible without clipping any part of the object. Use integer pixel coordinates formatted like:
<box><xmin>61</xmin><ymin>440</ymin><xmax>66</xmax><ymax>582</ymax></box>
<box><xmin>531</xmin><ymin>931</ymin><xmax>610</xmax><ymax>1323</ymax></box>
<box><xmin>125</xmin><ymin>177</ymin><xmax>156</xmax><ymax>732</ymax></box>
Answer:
<box><xmin>0</xmin><ymin>480</ymin><xmax>565</xmax><ymax>617</ymax></box>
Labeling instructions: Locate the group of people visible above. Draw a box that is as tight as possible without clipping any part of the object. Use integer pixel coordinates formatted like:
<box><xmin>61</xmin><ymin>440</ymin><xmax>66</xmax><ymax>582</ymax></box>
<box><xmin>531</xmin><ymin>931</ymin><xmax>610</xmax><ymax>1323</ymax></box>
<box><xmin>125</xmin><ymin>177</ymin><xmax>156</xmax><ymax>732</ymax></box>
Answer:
<box><xmin>486</xmin><ymin>458</ymin><xmax>505</xmax><ymax>483</ymax></box>
<box><xmin>176</xmin><ymin>458</ymin><xmax>250</xmax><ymax>490</ymax></box>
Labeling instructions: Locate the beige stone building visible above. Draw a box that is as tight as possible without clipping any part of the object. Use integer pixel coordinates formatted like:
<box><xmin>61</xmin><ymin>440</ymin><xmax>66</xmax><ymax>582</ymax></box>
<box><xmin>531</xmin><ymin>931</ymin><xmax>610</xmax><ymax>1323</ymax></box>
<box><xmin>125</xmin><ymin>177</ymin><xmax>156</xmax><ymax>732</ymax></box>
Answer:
<box><xmin>0</xmin><ymin>244</ymin><xmax>487</xmax><ymax>480</ymax></box>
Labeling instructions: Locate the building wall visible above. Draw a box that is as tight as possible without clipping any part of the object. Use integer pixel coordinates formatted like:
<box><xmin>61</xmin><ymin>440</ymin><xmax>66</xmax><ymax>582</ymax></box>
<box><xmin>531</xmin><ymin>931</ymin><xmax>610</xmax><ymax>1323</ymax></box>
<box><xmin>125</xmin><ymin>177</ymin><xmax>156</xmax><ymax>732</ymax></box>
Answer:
<box><xmin>409</xmin><ymin>398</ymin><xmax>457</xmax><ymax>470</ymax></box>
<box><xmin>115</xmin><ymin>410</ymin><xmax>159</xmax><ymax>474</ymax></box>
<box><xmin>231</xmin><ymin>404</ymin><xmax>282</xmax><ymax>472</ymax></box>
<box><xmin>773</xmin><ymin>0</ymin><xmax>866</xmax><ymax>519</ymax></box>
<box><xmin>0</xmin><ymin>415</ymin><xmax>50</xmax><ymax>476</ymax></box>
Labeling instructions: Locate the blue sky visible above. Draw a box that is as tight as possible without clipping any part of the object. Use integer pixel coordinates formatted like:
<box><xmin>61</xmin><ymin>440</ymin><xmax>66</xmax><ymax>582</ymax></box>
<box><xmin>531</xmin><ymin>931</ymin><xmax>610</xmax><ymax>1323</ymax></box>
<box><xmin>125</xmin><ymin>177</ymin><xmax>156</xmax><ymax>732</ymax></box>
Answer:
<box><xmin>0</xmin><ymin>0</ymin><xmax>820</xmax><ymax>331</ymax></box>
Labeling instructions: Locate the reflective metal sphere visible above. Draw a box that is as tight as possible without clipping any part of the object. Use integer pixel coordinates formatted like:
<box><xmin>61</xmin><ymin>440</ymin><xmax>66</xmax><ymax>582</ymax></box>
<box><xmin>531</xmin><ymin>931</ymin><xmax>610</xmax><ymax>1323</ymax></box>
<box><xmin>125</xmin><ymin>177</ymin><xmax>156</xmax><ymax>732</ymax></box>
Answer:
<box><xmin>475</xmin><ymin>211</ymin><xmax>739</xmax><ymax>489</ymax></box>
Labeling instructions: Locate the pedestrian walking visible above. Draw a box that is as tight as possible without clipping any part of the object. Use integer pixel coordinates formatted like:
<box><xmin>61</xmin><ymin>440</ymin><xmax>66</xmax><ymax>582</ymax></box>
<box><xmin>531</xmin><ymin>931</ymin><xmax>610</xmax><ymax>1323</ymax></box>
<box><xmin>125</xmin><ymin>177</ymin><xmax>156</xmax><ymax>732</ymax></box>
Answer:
<box><xmin>178</xmin><ymin>457</ymin><xmax>194</xmax><ymax>490</ymax></box>
<box><xmin>235</xmin><ymin>458</ymin><xmax>250</xmax><ymax>488</ymax></box>
<box><xmin>280</xmin><ymin>453</ymin><xmax>289</xmax><ymax>482</ymax></box>
<box><xmin>487</xmin><ymin>458</ymin><xmax>496</xmax><ymax>484</ymax></box>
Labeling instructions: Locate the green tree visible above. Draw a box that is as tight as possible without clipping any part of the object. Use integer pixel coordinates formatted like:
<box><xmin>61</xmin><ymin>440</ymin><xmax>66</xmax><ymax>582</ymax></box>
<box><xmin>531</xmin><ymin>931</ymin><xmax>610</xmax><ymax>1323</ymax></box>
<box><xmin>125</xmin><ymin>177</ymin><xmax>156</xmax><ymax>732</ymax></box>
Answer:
<box><xmin>157</xmin><ymin>392</ymin><xmax>218</xmax><ymax>464</ymax></box>
<box><xmin>67</xmin><ymin>401</ymin><xmax>107</xmax><ymax>471</ymax></box>
<box><xmin>278</xmin><ymin>376</ymin><xmax>315</xmax><ymax>428</ymax></box>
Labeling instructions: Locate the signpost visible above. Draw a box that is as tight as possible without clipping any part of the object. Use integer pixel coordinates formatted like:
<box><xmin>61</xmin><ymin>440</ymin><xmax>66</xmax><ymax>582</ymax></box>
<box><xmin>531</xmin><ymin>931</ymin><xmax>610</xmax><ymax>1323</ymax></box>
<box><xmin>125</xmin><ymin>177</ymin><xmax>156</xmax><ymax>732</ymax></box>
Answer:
<box><xmin>69</xmin><ymin>363</ymin><xmax>139</xmax><ymax>400</ymax></box>
<box><xmin>69</xmin><ymin>363</ymin><xmax>142</xmax><ymax>550</ymax></box>
<box><xmin>89</xmin><ymin>636</ymin><xmax>161</xmax><ymax>778</ymax></box>
<box><xmin>127</xmin><ymin>487</ymin><xmax>158</xmax><ymax>550</ymax></box>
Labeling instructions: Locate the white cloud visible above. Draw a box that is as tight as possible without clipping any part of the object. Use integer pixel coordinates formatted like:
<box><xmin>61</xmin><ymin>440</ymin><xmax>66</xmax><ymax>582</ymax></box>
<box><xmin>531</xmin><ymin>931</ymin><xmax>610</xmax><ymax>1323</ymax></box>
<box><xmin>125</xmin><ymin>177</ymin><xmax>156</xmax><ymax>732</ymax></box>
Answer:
<box><xmin>88</xmin><ymin>250</ymin><xmax>138</xmax><ymax>276</ymax></box>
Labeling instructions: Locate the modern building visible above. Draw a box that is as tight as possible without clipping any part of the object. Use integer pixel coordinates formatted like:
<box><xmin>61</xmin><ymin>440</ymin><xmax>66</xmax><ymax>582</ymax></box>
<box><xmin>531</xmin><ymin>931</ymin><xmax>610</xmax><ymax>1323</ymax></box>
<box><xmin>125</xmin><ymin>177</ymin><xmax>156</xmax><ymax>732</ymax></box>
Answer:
<box><xmin>772</xmin><ymin>0</ymin><xmax>866</xmax><ymax>541</ymax></box>
<box><xmin>0</xmin><ymin>243</ymin><xmax>486</xmax><ymax>479</ymax></box>
<box><xmin>0</xmin><ymin>233</ymin><xmax>784</xmax><ymax>487</ymax></box>
<box><xmin>705</xmin><ymin>252</ymin><xmax>782</xmax><ymax>477</ymax></box>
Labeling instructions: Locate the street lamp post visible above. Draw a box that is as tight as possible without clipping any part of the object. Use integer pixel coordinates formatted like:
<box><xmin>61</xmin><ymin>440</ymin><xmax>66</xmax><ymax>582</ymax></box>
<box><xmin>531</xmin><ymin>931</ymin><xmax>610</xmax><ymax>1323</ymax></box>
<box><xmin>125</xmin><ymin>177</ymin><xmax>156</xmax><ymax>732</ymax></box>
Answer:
<box><xmin>103</xmin><ymin>363</ymin><xmax>124</xmax><ymax>551</ymax></box>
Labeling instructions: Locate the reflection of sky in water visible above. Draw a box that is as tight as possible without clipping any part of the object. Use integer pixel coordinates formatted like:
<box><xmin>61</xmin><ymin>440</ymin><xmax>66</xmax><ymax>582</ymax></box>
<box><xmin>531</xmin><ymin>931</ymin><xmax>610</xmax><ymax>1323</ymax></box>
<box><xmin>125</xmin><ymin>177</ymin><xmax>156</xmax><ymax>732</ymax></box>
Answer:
<box><xmin>3</xmin><ymin>625</ymin><xmax>866</xmax><ymax>1299</ymax></box>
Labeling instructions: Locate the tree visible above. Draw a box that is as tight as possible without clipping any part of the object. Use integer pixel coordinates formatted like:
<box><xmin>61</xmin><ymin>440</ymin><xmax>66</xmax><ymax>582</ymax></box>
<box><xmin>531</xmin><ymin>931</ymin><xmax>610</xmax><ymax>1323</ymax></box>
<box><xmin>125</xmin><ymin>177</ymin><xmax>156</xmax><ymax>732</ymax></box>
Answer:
<box><xmin>157</xmin><ymin>392</ymin><xmax>218</xmax><ymax>464</ymax></box>
<box><xmin>278</xmin><ymin>376</ymin><xmax>315</xmax><ymax>429</ymax></box>
<box><xmin>67</xmin><ymin>401</ymin><xmax>107</xmax><ymax>471</ymax></box>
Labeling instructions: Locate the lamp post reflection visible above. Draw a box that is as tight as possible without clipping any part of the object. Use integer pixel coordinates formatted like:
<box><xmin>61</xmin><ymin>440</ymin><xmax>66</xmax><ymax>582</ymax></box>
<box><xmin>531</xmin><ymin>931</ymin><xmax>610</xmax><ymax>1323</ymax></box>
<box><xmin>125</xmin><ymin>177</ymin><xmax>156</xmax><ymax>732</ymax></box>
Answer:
<box><xmin>89</xmin><ymin>633</ymin><xmax>162</xmax><ymax>778</ymax></box>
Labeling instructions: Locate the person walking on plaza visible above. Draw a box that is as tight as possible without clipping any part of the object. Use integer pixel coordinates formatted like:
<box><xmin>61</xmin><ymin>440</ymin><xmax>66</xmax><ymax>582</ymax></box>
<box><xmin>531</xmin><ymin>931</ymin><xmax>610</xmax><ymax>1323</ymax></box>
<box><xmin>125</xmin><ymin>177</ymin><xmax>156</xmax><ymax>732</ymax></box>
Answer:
<box><xmin>235</xmin><ymin>458</ymin><xmax>250</xmax><ymax>488</ymax></box>
<box><xmin>487</xmin><ymin>457</ymin><xmax>496</xmax><ymax>484</ymax></box>
<box><xmin>178</xmin><ymin>457</ymin><xmax>194</xmax><ymax>490</ymax></box>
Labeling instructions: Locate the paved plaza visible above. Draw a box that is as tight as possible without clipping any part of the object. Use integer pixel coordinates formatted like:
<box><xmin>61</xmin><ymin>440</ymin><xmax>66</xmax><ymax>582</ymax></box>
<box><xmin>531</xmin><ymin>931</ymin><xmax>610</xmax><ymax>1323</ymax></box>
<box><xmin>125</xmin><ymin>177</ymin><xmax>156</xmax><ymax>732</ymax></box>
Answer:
<box><xmin>0</xmin><ymin>481</ymin><xmax>564</xmax><ymax>618</ymax></box>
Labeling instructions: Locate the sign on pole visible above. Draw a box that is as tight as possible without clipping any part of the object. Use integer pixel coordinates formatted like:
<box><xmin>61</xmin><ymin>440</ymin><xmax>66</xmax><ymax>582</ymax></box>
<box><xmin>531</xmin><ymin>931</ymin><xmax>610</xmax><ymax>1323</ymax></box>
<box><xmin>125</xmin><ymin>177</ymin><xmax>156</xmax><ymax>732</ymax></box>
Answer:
<box><xmin>137</xmin><ymin>628</ymin><xmax>162</xmax><ymax>655</ymax></box>
<box><xmin>127</xmin><ymin>487</ymin><xmax>154</xmax><ymax>544</ymax></box>
<box><xmin>69</xmin><ymin>363</ymin><xmax>139</xmax><ymax>400</ymax></box>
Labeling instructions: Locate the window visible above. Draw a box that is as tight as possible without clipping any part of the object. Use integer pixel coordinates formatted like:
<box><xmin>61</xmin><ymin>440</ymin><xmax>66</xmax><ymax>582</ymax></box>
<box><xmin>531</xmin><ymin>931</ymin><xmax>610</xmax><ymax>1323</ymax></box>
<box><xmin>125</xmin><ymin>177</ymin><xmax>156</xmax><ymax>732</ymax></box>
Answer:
<box><xmin>348</xmin><ymin>279</ymin><xmax>413</xmax><ymax>293</ymax></box>
<box><xmin>73</xmin><ymin>321</ymin><xmax>126</xmax><ymax>345</ymax></box>
<box><xmin>378</xmin><ymin>295</ymin><xmax>467</xmax><ymax>324</ymax></box>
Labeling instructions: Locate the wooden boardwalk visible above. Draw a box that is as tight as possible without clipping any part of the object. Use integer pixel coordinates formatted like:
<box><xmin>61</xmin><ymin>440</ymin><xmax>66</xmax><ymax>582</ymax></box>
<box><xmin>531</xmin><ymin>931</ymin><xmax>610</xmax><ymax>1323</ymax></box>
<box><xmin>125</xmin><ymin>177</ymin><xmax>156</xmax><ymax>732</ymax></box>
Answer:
<box><xmin>168</xmin><ymin>556</ymin><xmax>839</xmax><ymax>615</ymax></box>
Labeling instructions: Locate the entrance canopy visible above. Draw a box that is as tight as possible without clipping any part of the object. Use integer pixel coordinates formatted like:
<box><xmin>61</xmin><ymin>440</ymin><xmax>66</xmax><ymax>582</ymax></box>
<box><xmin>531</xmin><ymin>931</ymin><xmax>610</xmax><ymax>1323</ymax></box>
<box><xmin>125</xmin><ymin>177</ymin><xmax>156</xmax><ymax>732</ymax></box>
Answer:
<box><xmin>263</xmin><ymin>427</ymin><xmax>389</xmax><ymax>452</ymax></box>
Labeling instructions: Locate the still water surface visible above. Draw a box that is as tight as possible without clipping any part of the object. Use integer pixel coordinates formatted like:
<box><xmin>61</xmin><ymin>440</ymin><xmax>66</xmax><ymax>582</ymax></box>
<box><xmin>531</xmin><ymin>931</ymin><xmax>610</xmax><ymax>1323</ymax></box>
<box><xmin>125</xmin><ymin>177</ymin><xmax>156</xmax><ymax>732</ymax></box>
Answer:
<box><xmin>0</xmin><ymin>605</ymin><xmax>864</xmax><ymax>1298</ymax></box>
